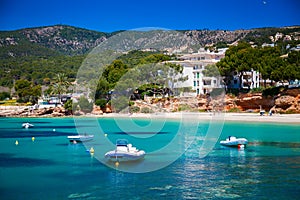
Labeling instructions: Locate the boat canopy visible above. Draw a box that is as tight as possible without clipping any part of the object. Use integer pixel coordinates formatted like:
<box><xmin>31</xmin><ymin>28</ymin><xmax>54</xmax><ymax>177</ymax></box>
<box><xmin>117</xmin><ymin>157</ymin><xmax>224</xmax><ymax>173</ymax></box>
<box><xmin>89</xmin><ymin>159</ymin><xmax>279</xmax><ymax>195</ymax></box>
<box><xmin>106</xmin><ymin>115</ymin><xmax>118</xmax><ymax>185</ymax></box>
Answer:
<box><xmin>116</xmin><ymin>139</ymin><xmax>129</xmax><ymax>146</ymax></box>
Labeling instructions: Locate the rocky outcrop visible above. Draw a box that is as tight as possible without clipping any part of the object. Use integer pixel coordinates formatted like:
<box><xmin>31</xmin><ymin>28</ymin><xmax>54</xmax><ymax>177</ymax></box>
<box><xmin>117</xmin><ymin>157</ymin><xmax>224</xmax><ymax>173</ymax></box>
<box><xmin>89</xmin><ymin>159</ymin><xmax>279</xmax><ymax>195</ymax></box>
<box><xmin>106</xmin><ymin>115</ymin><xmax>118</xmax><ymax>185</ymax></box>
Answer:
<box><xmin>226</xmin><ymin>89</ymin><xmax>300</xmax><ymax>113</ymax></box>
<box><xmin>130</xmin><ymin>89</ymin><xmax>300</xmax><ymax>114</ymax></box>
<box><xmin>233</xmin><ymin>93</ymin><xmax>274</xmax><ymax>111</ymax></box>
<box><xmin>0</xmin><ymin>106</ymin><xmax>70</xmax><ymax>117</ymax></box>
<box><xmin>91</xmin><ymin>105</ymin><xmax>103</xmax><ymax>115</ymax></box>
<box><xmin>1</xmin><ymin>89</ymin><xmax>299</xmax><ymax>117</ymax></box>
<box><xmin>274</xmin><ymin>89</ymin><xmax>300</xmax><ymax>113</ymax></box>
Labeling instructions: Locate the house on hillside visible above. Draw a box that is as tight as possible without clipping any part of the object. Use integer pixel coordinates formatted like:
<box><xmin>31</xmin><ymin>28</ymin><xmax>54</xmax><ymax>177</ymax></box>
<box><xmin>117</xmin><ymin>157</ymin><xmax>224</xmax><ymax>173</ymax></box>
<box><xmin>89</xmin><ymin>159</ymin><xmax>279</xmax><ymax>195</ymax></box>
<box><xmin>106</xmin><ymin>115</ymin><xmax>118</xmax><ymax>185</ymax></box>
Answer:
<box><xmin>169</xmin><ymin>49</ymin><xmax>226</xmax><ymax>96</ymax></box>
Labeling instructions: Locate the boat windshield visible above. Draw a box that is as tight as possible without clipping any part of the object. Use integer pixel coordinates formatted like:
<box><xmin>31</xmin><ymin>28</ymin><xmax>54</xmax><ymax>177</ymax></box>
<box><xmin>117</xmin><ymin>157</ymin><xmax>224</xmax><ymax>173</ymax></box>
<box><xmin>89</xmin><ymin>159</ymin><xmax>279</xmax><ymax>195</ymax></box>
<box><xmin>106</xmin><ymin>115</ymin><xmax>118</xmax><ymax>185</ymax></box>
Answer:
<box><xmin>116</xmin><ymin>139</ymin><xmax>129</xmax><ymax>146</ymax></box>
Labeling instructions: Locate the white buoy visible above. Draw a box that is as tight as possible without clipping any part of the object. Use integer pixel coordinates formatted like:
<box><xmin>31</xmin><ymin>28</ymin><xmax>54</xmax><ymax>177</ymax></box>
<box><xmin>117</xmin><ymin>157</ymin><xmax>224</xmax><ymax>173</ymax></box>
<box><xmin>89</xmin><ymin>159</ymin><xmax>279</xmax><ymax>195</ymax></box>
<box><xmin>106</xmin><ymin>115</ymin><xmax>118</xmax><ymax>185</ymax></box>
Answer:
<box><xmin>15</xmin><ymin>140</ymin><xmax>19</xmax><ymax>145</ymax></box>
<box><xmin>53</xmin><ymin>129</ymin><xmax>56</xmax><ymax>132</ymax></box>
<box><xmin>32</xmin><ymin>137</ymin><xmax>35</xmax><ymax>142</ymax></box>
<box><xmin>115</xmin><ymin>161</ymin><xmax>119</xmax><ymax>167</ymax></box>
<box><xmin>104</xmin><ymin>134</ymin><xmax>107</xmax><ymax>137</ymax></box>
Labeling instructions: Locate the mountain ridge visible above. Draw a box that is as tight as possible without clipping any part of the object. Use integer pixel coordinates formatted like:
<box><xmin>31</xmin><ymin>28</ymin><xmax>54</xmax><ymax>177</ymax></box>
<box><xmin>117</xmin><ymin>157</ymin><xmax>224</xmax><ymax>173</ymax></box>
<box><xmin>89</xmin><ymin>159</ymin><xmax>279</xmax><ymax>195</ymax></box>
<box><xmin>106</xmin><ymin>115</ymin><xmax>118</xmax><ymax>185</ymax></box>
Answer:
<box><xmin>1</xmin><ymin>24</ymin><xmax>299</xmax><ymax>59</ymax></box>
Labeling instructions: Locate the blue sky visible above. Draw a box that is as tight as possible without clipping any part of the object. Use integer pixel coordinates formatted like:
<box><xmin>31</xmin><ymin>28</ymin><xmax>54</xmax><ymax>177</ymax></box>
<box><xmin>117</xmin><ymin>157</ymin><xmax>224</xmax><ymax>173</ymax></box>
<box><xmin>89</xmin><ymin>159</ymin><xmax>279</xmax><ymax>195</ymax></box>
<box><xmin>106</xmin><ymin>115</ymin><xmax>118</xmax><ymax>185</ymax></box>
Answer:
<box><xmin>0</xmin><ymin>0</ymin><xmax>299</xmax><ymax>32</ymax></box>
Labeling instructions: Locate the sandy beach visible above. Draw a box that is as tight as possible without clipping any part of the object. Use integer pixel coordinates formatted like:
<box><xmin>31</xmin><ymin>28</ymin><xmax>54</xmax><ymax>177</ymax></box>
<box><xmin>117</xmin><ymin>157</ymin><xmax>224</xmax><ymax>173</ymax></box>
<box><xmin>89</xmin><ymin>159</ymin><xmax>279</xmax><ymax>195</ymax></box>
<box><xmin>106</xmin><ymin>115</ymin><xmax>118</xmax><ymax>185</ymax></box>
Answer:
<box><xmin>1</xmin><ymin>105</ymin><xmax>300</xmax><ymax>123</ymax></box>
<box><xmin>97</xmin><ymin>112</ymin><xmax>300</xmax><ymax>124</ymax></box>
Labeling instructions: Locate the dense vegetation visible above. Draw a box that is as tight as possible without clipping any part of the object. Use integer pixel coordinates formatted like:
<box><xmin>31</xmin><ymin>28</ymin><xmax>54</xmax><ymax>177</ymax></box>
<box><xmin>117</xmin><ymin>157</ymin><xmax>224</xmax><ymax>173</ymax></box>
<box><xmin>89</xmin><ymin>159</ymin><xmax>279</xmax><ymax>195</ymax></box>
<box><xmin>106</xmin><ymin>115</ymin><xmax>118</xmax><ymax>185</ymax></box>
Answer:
<box><xmin>0</xmin><ymin>55</ymin><xmax>84</xmax><ymax>87</ymax></box>
<box><xmin>0</xmin><ymin>25</ymin><xmax>110</xmax><ymax>57</ymax></box>
<box><xmin>217</xmin><ymin>42</ymin><xmax>300</xmax><ymax>89</ymax></box>
<box><xmin>94</xmin><ymin>50</ymin><xmax>180</xmax><ymax>111</ymax></box>
<box><xmin>1</xmin><ymin>25</ymin><xmax>300</xmax><ymax>110</ymax></box>
<box><xmin>242</xmin><ymin>27</ymin><xmax>300</xmax><ymax>46</ymax></box>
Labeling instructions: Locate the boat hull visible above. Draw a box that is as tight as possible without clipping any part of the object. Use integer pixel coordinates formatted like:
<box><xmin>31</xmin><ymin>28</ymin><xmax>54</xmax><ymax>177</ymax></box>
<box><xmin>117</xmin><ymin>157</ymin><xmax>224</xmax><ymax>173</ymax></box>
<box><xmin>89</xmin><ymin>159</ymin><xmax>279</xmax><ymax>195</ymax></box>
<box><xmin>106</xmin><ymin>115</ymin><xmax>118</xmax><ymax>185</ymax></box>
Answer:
<box><xmin>22</xmin><ymin>123</ymin><xmax>34</xmax><ymax>128</ymax></box>
<box><xmin>105</xmin><ymin>151</ymin><xmax>145</xmax><ymax>162</ymax></box>
<box><xmin>67</xmin><ymin>135</ymin><xmax>94</xmax><ymax>143</ymax></box>
<box><xmin>220</xmin><ymin>138</ymin><xmax>248</xmax><ymax>147</ymax></box>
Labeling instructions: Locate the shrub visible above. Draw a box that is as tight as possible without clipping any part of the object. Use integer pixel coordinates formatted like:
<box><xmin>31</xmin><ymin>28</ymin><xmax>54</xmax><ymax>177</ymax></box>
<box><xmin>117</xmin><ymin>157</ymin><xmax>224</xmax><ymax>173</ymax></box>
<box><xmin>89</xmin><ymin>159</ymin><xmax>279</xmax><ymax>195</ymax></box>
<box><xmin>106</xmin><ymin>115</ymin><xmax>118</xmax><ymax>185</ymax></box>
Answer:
<box><xmin>210</xmin><ymin>88</ymin><xmax>225</xmax><ymax>98</ymax></box>
<box><xmin>0</xmin><ymin>92</ymin><xmax>10</xmax><ymax>101</ymax></box>
<box><xmin>141</xmin><ymin>107</ymin><xmax>154</xmax><ymax>113</ymax></box>
<box><xmin>129</xmin><ymin>101</ymin><xmax>135</xmax><ymax>106</ymax></box>
<box><xmin>78</xmin><ymin>96</ymin><xmax>93</xmax><ymax>113</ymax></box>
<box><xmin>250</xmin><ymin>87</ymin><xmax>264</xmax><ymax>93</ymax></box>
<box><xmin>95</xmin><ymin>99</ymin><xmax>107</xmax><ymax>109</ymax></box>
<box><xmin>130</xmin><ymin>106</ymin><xmax>140</xmax><ymax>113</ymax></box>
<box><xmin>64</xmin><ymin>99</ymin><xmax>73</xmax><ymax>113</ymax></box>
<box><xmin>262</xmin><ymin>86</ymin><xmax>286</xmax><ymax>97</ymax></box>
<box><xmin>227</xmin><ymin>107</ymin><xmax>242</xmax><ymax>113</ymax></box>
<box><xmin>178</xmin><ymin>104</ymin><xmax>191</xmax><ymax>111</ymax></box>
<box><xmin>285</xmin><ymin>110</ymin><xmax>298</xmax><ymax>114</ymax></box>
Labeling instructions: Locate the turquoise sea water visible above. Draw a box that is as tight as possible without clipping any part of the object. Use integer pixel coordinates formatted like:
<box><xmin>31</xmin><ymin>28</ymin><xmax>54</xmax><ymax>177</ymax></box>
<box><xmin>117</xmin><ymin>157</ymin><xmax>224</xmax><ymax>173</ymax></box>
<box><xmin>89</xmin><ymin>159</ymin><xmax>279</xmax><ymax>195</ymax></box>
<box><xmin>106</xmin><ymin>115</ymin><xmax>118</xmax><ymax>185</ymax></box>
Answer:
<box><xmin>0</xmin><ymin>117</ymin><xmax>299</xmax><ymax>199</ymax></box>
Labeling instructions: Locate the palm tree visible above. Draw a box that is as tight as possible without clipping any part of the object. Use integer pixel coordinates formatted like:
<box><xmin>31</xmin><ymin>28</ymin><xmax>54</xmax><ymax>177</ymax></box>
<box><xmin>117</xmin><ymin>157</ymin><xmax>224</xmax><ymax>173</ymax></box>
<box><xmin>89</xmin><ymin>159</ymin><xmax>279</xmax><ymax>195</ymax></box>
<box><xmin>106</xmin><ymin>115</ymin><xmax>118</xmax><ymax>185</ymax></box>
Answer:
<box><xmin>50</xmin><ymin>73</ymin><xmax>70</xmax><ymax>104</ymax></box>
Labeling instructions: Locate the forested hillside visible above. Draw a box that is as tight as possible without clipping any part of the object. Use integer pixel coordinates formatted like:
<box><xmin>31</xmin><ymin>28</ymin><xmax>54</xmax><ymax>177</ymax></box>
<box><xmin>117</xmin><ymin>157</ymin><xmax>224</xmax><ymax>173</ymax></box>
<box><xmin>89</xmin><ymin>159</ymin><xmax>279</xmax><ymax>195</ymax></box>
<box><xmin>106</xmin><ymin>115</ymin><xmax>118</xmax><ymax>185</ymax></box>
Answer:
<box><xmin>0</xmin><ymin>25</ymin><xmax>109</xmax><ymax>58</ymax></box>
<box><xmin>0</xmin><ymin>25</ymin><xmax>299</xmax><ymax>90</ymax></box>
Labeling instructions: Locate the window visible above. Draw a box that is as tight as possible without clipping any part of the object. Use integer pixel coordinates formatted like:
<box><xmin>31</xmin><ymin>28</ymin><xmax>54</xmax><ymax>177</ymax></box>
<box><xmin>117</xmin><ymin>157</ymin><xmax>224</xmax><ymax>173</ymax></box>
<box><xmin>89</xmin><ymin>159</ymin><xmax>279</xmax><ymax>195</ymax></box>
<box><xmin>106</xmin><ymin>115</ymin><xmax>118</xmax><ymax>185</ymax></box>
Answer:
<box><xmin>197</xmin><ymin>81</ymin><xmax>199</xmax><ymax>86</ymax></box>
<box><xmin>197</xmin><ymin>72</ymin><xmax>200</xmax><ymax>78</ymax></box>
<box><xmin>204</xmin><ymin>80</ymin><xmax>211</xmax><ymax>85</ymax></box>
<box><xmin>194</xmin><ymin>81</ymin><xmax>196</xmax><ymax>87</ymax></box>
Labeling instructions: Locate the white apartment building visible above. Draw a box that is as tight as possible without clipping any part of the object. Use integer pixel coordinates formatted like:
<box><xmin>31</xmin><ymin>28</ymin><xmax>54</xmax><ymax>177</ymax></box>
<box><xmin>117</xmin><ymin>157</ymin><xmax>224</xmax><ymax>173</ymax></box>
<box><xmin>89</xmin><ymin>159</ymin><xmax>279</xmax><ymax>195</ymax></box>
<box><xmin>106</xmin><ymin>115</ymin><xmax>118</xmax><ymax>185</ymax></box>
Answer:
<box><xmin>169</xmin><ymin>48</ymin><xmax>263</xmax><ymax>96</ymax></box>
<box><xmin>170</xmin><ymin>49</ymin><xmax>226</xmax><ymax>96</ymax></box>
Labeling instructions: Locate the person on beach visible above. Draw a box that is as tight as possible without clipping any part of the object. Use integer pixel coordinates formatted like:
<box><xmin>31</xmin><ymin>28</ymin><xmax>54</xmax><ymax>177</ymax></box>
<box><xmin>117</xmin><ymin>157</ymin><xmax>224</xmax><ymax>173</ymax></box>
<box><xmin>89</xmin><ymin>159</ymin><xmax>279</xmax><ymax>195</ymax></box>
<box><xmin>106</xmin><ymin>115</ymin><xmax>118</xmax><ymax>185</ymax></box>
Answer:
<box><xmin>269</xmin><ymin>109</ymin><xmax>272</xmax><ymax>116</ymax></box>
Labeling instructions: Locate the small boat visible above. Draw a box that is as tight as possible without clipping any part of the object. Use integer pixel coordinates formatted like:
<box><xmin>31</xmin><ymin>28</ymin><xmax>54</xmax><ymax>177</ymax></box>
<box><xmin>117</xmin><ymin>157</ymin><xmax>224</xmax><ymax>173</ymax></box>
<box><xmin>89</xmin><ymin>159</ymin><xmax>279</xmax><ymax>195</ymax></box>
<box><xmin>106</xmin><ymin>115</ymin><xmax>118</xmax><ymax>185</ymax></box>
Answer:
<box><xmin>220</xmin><ymin>136</ymin><xmax>248</xmax><ymax>148</ymax></box>
<box><xmin>22</xmin><ymin>123</ymin><xmax>34</xmax><ymax>129</ymax></box>
<box><xmin>105</xmin><ymin>139</ymin><xmax>145</xmax><ymax>162</ymax></box>
<box><xmin>67</xmin><ymin>134</ymin><xmax>94</xmax><ymax>143</ymax></box>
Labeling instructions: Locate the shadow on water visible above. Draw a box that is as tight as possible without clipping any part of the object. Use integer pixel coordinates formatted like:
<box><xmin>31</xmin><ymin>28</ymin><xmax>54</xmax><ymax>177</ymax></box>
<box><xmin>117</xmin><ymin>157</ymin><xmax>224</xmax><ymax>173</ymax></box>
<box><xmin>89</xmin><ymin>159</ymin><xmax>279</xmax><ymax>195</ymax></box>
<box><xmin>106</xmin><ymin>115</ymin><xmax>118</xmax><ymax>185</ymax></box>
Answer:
<box><xmin>0</xmin><ymin>153</ymin><xmax>56</xmax><ymax>167</ymax></box>
<box><xmin>0</xmin><ymin>126</ymin><xmax>74</xmax><ymax>130</ymax></box>
<box><xmin>0</xmin><ymin>131</ymin><xmax>78</xmax><ymax>138</ymax></box>
<box><xmin>249</xmin><ymin>141</ymin><xmax>300</xmax><ymax>148</ymax></box>
<box><xmin>7</xmin><ymin>121</ymin><xmax>51</xmax><ymax>124</ymax></box>
<box><xmin>110</xmin><ymin>131</ymin><xmax>169</xmax><ymax>134</ymax></box>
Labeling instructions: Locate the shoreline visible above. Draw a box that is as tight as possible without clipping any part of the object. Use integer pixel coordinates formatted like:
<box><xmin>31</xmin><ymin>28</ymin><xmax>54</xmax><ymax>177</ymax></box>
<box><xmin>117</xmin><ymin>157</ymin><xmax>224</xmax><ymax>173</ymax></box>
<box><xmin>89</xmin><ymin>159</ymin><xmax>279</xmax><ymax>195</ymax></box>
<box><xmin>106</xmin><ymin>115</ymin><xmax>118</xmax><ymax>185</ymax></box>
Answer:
<box><xmin>99</xmin><ymin>112</ymin><xmax>300</xmax><ymax>124</ymax></box>
<box><xmin>1</xmin><ymin>106</ymin><xmax>300</xmax><ymax>124</ymax></box>
<box><xmin>3</xmin><ymin>112</ymin><xmax>299</xmax><ymax>124</ymax></box>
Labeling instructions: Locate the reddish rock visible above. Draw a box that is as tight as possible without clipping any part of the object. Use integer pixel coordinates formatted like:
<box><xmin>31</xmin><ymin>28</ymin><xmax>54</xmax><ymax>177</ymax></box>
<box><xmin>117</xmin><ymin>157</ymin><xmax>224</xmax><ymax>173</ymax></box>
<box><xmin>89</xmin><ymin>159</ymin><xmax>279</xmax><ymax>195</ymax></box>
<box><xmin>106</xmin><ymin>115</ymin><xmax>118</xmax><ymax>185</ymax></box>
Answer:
<box><xmin>91</xmin><ymin>105</ymin><xmax>103</xmax><ymax>115</ymax></box>
<box><xmin>275</xmin><ymin>95</ymin><xmax>295</xmax><ymax>110</ymax></box>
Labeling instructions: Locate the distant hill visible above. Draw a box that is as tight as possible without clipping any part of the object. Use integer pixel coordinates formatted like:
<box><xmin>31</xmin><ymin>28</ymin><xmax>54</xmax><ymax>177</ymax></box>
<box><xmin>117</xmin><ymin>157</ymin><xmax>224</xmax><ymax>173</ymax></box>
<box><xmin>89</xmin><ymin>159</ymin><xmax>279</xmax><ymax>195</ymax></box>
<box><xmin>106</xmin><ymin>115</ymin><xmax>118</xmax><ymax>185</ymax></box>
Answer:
<box><xmin>0</xmin><ymin>25</ymin><xmax>109</xmax><ymax>58</ymax></box>
<box><xmin>0</xmin><ymin>25</ymin><xmax>299</xmax><ymax>89</ymax></box>
<box><xmin>1</xmin><ymin>25</ymin><xmax>300</xmax><ymax>59</ymax></box>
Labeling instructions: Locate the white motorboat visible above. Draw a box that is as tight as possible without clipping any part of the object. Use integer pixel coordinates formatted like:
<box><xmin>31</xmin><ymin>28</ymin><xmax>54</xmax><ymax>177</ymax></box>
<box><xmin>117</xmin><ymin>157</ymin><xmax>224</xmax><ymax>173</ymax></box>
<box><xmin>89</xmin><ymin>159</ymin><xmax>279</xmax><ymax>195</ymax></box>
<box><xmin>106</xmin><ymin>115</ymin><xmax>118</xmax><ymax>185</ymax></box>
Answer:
<box><xmin>22</xmin><ymin>123</ymin><xmax>34</xmax><ymax>129</ymax></box>
<box><xmin>67</xmin><ymin>134</ymin><xmax>94</xmax><ymax>143</ymax></box>
<box><xmin>220</xmin><ymin>136</ymin><xmax>248</xmax><ymax>148</ymax></box>
<box><xmin>105</xmin><ymin>139</ymin><xmax>145</xmax><ymax>162</ymax></box>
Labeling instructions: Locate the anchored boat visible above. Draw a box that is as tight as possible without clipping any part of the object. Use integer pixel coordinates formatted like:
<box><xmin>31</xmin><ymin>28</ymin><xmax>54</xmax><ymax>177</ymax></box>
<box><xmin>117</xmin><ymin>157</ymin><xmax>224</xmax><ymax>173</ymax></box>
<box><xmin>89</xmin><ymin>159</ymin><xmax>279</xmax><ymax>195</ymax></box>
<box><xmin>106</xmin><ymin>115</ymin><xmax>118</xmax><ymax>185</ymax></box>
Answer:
<box><xmin>67</xmin><ymin>134</ymin><xmax>94</xmax><ymax>143</ymax></box>
<box><xmin>22</xmin><ymin>123</ymin><xmax>34</xmax><ymax>129</ymax></box>
<box><xmin>220</xmin><ymin>136</ymin><xmax>248</xmax><ymax>148</ymax></box>
<box><xmin>105</xmin><ymin>139</ymin><xmax>145</xmax><ymax>162</ymax></box>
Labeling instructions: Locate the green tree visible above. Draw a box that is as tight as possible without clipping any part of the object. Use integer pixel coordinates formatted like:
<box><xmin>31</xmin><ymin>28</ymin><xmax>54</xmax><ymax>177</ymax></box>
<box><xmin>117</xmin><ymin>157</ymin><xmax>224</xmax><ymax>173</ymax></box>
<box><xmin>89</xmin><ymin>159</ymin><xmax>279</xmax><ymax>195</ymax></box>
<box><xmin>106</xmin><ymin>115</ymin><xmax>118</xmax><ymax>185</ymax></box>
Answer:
<box><xmin>78</xmin><ymin>96</ymin><xmax>93</xmax><ymax>113</ymax></box>
<box><xmin>217</xmin><ymin>42</ymin><xmax>254</xmax><ymax>88</ymax></box>
<box><xmin>50</xmin><ymin>73</ymin><xmax>70</xmax><ymax>104</ymax></box>
<box><xmin>111</xmin><ymin>96</ymin><xmax>129</xmax><ymax>113</ymax></box>
<box><xmin>63</xmin><ymin>99</ymin><xmax>73</xmax><ymax>115</ymax></box>
<box><xmin>0</xmin><ymin>92</ymin><xmax>10</xmax><ymax>100</ymax></box>
<box><xmin>203</xmin><ymin>64</ymin><xmax>220</xmax><ymax>77</ymax></box>
<box><xmin>95</xmin><ymin>99</ymin><xmax>107</xmax><ymax>109</ymax></box>
<box><xmin>15</xmin><ymin>79</ymin><xmax>41</xmax><ymax>103</ymax></box>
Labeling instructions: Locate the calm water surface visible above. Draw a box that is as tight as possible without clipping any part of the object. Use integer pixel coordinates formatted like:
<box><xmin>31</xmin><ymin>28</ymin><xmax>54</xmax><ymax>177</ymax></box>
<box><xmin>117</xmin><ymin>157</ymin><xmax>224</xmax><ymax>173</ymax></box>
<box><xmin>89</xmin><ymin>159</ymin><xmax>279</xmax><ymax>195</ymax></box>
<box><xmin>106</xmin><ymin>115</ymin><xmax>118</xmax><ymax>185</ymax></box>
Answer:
<box><xmin>0</xmin><ymin>117</ymin><xmax>299</xmax><ymax>199</ymax></box>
